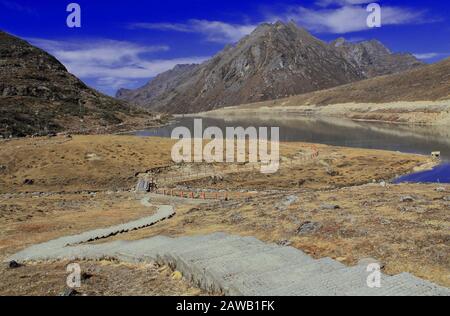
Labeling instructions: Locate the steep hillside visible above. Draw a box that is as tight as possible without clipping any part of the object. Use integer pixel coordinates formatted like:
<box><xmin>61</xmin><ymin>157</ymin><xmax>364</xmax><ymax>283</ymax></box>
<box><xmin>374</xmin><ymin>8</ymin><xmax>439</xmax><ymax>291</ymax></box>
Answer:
<box><xmin>257</xmin><ymin>57</ymin><xmax>450</xmax><ymax>106</ymax></box>
<box><xmin>116</xmin><ymin>64</ymin><xmax>199</xmax><ymax>107</ymax></box>
<box><xmin>0</xmin><ymin>31</ymin><xmax>155</xmax><ymax>137</ymax></box>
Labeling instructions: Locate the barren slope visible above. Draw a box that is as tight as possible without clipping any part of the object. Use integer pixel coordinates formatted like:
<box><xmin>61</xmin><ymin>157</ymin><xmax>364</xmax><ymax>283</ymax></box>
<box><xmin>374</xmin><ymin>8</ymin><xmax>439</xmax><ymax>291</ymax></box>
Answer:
<box><xmin>241</xmin><ymin>57</ymin><xmax>450</xmax><ymax>107</ymax></box>
<box><xmin>0</xmin><ymin>31</ymin><xmax>155</xmax><ymax>137</ymax></box>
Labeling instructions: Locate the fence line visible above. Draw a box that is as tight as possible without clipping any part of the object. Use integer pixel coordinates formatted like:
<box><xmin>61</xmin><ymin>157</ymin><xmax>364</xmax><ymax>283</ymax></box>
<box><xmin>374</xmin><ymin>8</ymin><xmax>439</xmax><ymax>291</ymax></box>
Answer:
<box><xmin>154</xmin><ymin>188</ymin><xmax>233</xmax><ymax>201</ymax></box>
<box><xmin>153</xmin><ymin>149</ymin><xmax>320</xmax><ymax>184</ymax></box>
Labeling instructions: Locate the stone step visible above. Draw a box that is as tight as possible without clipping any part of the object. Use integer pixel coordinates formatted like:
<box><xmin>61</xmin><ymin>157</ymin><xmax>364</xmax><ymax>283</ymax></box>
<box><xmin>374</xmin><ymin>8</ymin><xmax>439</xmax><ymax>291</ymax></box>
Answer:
<box><xmin>346</xmin><ymin>272</ymin><xmax>450</xmax><ymax>296</ymax></box>
<box><xmin>169</xmin><ymin>236</ymin><xmax>268</xmax><ymax>264</ymax></box>
<box><xmin>208</xmin><ymin>246</ymin><xmax>315</xmax><ymax>282</ymax></box>
<box><xmin>272</xmin><ymin>265</ymin><xmax>391</xmax><ymax>296</ymax></box>
<box><xmin>233</xmin><ymin>257</ymin><xmax>346</xmax><ymax>296</ymax></box>
<box><xmin>167</xmin><ymin>234</ymin><xmax>244</xmax><ymax>255</ymax></box>
<box><xmin>172</xmin><ymin>238</ymin><xmax>274</xmax><ymax>293</ymax></box>
<box><xmin>9</xmin><ymin>229</ymin><xmax>449</xmax><ymax>296</ymax></box>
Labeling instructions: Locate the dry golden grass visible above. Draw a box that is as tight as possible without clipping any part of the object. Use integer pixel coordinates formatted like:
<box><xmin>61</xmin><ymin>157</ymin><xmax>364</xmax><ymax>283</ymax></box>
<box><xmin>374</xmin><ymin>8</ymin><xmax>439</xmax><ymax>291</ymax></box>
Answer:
<box><xmin>0</xmin><ymin>135</ymin><xmax>447</xmax><ymax>293</ymax></box>
<box><xmin>0</xmin><ymin>135</ymin><xmax>174</xmax><ymax>193</ymax></box>
<box><xmin>0</xmin><ymin>192</ymin><xmax>157</xmax><ymax>257</ymax></box>
<box><xmin>0</xmin><ymin>135</ymin><xmax>428</xmax><ymax>193</ymax></box>
<box><xmin>177</xmin><ymin>143</ymin><xmax>427</xmax><ymax>191</ymax></box>
<box><xmin>109</xmin><ymin>184</ymin><xmax>450</xmax><ymax>287</ymax></box>
<box><xmin>0</xmin><ymin>260</ymin><xmax>208</xmax><ymax>296</ymax></box>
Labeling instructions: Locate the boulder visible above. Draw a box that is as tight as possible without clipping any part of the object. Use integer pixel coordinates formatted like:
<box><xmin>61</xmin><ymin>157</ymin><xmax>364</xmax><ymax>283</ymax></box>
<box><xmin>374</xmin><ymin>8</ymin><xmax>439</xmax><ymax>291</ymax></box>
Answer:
<box><xmin>135</xmin><ymin>179</ymin><xmax>150</xmax><ymax>193</ymax></box>
<box><xmin>320</xmin><ymin>203</ymin><xmax>340</xmax><ymax>210</ymax></box>
<box><xmin>297</xmin><ymin>221</ymin><xmax>322</xmax><ymax>235</ymax></box>
<box><xmin>400</xmin><ymin>195</ymin><xmax>415</xmax><ymax>203</ymax></box>
<box><xmin>23</xmin><ymin>179</ymin><xmax>34</xmax><ymax>185</ymax></box>
<box><xmin>8</xmin><ymin>260</ymin><xmax>22</xmax><ymax>269</ymax></box>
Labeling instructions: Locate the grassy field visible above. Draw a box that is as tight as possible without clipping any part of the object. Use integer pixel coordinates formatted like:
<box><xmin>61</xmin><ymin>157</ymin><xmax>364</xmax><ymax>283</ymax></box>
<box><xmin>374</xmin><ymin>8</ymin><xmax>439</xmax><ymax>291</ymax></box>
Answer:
<box><xmin>0</xmin><ymin>135</ymin><xmax>448</xmax><ymax>294</ymax></box>
<box><xmin>0</xmin><ymin>260</ymin><xmax>207</xmax><ymax>296</ymax></box>
<box><xmin>113</xmin><ymin>184</ymin><xmax>450</xmax><ymax>287</ymax></box>
<box><xmin>0</xmin><ymin>135</ymin><xmax>174</xmax><ymax>193</ymax></box>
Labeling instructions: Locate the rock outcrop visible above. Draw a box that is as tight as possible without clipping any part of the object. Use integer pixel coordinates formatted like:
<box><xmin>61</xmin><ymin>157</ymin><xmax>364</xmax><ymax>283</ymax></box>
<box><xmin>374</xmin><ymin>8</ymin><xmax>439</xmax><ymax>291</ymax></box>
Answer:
<box><xmin>331</xmin><ymin>38</ymin><xmax>423</xmax><ymax>78</ymax></box>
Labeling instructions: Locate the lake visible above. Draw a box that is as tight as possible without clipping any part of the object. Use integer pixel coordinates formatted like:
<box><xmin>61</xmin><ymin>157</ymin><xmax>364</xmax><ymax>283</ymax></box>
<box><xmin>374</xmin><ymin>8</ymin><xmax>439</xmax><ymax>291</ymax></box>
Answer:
<box><xmin>135</xmin><ymin>115</ymin><xmax>450</xmax><ymax>183</ymax></box>
<box><xmin>393</xmin><ymin>163</ymin><xmax>450</xmax><ymax>184</ymax></box>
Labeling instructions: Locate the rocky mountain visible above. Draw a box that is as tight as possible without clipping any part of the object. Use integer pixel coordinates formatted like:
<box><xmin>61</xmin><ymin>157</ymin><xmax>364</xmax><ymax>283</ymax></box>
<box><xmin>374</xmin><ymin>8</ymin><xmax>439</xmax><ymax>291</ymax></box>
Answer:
<box><xmin>240</xmin><ymin>57</ymin><xmax>450</xmax><ymax>107</ymax></box>
<box><xmin>117</xmin><ymin>21</ymin><xmax>365</xmax><ymax>113</ymax></box>
<box><xmin>222</xmin><ymin>57</ymin><xmax>450</xmax><ymax>125</ymax></box>
<box><xmin>0</xmin><ymin>31</ymin><xmax>153</xmax><ymax>137</ymax></box>
<box><xmin>116</xmin><ymin>64</ymin><xmax>199</xmax><ymax>107</ymax></box>
<box><xmin>117</xmin><ymin>21</ymin><xmax>423</xmax><ymax>114</ymax></box>
<box><xmin>331</xmin><ymin>38</ymin><xmax>423</xmax><ymax>78</ymax></box>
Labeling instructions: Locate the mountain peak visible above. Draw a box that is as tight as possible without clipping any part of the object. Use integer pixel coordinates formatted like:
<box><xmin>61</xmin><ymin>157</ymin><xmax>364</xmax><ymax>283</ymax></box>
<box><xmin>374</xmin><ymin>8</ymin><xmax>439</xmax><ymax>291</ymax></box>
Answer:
<box><xmin>118</xmin><ymin>22</ymin><xmax>364</xmax><ymax>113</ymax></box>
<box><xmin>364</xmin><ymin>39</ymin><xmax>391</xmax><ymax>54</ymax></box>
<box><xmin>116</xmin><ymin>22</ymin><xmax>424</xmax><ymax>114</ymax></box>
<box><xmin>333</xmin><ymin>37</ymin><xmax>423</xmax><ymax>77</ymax></box>
<box><xmin>251</xmin><ymin>20</ymin><xmax>306</xmax><ymax>36</ymax></box>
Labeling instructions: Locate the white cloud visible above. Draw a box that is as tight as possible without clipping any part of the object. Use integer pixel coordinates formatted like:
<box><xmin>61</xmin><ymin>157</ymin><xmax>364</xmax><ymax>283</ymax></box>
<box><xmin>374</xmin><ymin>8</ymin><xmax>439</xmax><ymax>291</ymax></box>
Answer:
<box><xmin>29</xmin><ymin>38</ymin><xmax>169</xmax><ymax>65</ymax></box>
<box><xmin>274</xmin><ymin>5</ymin><xmax>427</xmax><ymax>33</ymax></box>
<box><xmin>413</xmin><ymin>53</ymin><xmax>439</xmax><ymax>60</ymax></box>
<box><xmin>413</xmin><ymin>53</ymin><xmax>448</xmax><ymax>60</ymax></box>
<box><xmin>130</xmin><ymin>19</ymin><xmax>257</xmax><ymax>43</ymax></box>
<box><xmin>28</xmin><ymin>38</ymin><xmax>209</xmax><ymax>93</ymax></box>
<box><xmin>131</xmin><ymin>2</ymin><xmax>431</xmax><ymax>44</ymax></box>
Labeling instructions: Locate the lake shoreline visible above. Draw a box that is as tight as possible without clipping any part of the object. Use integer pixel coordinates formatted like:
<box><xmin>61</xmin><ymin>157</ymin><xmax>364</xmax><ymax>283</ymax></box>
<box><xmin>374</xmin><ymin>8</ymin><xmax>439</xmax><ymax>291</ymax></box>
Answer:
<box><xmin>187</xmin><ymin>100</ymin><xmax>450</xmax><ymax>126</ymax></box>
<box><xmin>394</xmin><ymin>162</ymin><xmax>450</xmax><ymax>184</ymax></box>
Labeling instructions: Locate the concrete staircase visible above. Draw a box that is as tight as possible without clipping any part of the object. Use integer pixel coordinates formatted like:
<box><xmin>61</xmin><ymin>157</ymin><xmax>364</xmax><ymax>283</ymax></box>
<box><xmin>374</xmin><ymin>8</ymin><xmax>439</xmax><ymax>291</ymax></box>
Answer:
<box><xmin>8</xmin><ymin>232</ymin><xmax>449</xmax><ymax>296</ymax></box>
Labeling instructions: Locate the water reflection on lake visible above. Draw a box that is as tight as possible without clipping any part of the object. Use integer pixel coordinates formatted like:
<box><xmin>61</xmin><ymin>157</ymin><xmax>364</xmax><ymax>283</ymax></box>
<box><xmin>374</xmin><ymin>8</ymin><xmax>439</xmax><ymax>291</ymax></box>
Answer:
<box><xmin>136</xmin><ymin>115</ymin><xmax>450</xmax><ymax>161</ymax></box>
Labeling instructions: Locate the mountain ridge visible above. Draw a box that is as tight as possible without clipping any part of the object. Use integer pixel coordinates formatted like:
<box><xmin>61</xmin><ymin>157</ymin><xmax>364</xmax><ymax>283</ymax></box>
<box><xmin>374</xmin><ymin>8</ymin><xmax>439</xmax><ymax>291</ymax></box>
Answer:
<box><xmin>205</xmin><ymin>57</ymin><xmax>450</xmax><ymax>125</ymax></box>
<box><xmin>117</xmin><ymin>21</ymin><xmax>424</xmax><ymax>114</ymax></box>
<box><xmin>331</xmin><ymin>37</ymin><xmax>423</xmax><ymax>78</ymax></box>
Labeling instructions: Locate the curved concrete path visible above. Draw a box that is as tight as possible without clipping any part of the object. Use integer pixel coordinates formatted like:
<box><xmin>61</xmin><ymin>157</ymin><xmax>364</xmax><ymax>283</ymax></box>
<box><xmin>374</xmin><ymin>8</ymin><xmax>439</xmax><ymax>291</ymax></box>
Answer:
<box><xmin>5</xmin><ymin>196</ymin><xmax>449</xmax><ymax>296</ymax></box>
<box><xmin>8</xmin><ymin>196</ymin><xmax>175</xmax><ymax>261</ymax></box>
<box><xmin>7</xmin><ymin>231</ymin><xmax>449</xmax><ymax>296</ymax></box>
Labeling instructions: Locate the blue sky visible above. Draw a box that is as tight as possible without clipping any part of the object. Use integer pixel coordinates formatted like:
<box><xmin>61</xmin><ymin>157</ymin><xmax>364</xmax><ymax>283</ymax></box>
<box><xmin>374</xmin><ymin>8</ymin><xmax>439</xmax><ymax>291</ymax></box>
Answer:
<box><xmin>1</xmin><ymin>0</ymin><xmax>449</xmax><ymax>95</ymax></box>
